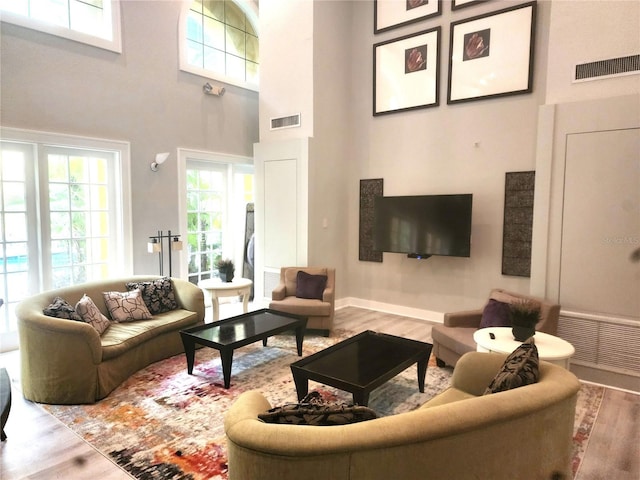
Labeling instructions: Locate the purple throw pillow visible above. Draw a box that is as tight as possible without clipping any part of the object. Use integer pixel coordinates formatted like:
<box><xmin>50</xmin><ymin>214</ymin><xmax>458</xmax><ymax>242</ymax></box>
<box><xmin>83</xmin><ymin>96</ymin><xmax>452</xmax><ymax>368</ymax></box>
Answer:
<box><xmin>479</xmin><ymin>299</ymin><xmax>511</xmax><ymax>328</ymax></box>
<box><xmin>295</xmin><ymin>271</ymin><xmax>328</xmax><ymax>300</ymax></box>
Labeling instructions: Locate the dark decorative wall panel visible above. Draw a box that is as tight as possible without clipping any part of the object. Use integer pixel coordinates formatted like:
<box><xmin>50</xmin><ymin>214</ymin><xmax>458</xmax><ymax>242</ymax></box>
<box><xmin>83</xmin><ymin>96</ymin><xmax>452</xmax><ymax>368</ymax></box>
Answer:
<box><xmin>359</xmin><ymin>178</ymin><xmax>384</xmax><ymax>262</ymax></box>
<box><xmin>502</xmin><ymin>171</ymin><xmax>535</xmax><ymax>277</ymax></box>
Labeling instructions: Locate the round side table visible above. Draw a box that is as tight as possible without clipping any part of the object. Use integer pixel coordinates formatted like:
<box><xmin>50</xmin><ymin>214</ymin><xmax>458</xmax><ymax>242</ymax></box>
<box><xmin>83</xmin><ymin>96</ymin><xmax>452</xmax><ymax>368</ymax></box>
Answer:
<box><xmin>198</xmin><ymin>278</ymin><xmax>253</xmax><ymax>321</ymax></box>
<box><xmin>473</xmin><ymin>327</ymin><xmax>575</xmax><ymax>369</ymax></box>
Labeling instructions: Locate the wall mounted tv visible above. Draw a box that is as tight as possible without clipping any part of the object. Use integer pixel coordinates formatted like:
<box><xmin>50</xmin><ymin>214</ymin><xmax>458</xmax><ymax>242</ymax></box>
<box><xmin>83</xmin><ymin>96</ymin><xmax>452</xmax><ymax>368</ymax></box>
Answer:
<box><xmin>373</xmin><ymin>194</ymin><xmax>473</xmax><ymax>259</ymax></box>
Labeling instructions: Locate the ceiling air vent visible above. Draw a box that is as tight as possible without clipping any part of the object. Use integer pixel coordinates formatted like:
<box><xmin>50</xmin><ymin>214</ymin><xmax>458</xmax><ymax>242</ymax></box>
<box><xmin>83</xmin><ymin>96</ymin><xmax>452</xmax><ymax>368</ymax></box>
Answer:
<box><xmin>572</xmin><ymin>54</ymin><xmax>640</xmax><ymax>83</ymax></box>
<box><xmin>270</xmin><ymin>113</ymin><xmax>301</xmax><ymax>130</ymax></box>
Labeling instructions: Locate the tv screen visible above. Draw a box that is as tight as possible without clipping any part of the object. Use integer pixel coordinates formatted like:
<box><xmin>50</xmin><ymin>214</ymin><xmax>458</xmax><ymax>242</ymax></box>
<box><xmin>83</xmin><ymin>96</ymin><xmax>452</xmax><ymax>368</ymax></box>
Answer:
<box><xmin>373</xmin><ymin>194</ymin><xmax>473</xmax><ymax>258</ymax></box>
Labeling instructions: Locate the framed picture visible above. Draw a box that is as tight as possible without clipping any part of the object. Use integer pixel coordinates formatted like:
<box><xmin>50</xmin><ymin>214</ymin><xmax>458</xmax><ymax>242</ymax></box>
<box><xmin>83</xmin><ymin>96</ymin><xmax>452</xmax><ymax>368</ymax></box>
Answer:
<box><xmin>452</xmin><ymin>0</ymin><xmax>489</xmax><ymax>10</ymax></box>
<box><xmin>447</xmin><ymin>1</ymin><xmax>536</xmax><ymax>104</ymax></box>
<box><xmin>374</xmin><ymin>0</ymin><xmax>442</xmax><ymax>34</ymax></box>
<box><xmin>374</xmin><ymin>27</ymin><xmax>441</xmax><ymax>116</ymax></box>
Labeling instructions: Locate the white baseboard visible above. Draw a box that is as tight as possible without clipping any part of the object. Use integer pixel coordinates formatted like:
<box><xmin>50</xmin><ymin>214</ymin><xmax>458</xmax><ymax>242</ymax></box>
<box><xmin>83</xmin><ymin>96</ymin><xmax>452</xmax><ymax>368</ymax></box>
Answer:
<box><xmin>336</xmin><ymin>297</ymin><xmax>444</xmax><ymax>324</ymax></box>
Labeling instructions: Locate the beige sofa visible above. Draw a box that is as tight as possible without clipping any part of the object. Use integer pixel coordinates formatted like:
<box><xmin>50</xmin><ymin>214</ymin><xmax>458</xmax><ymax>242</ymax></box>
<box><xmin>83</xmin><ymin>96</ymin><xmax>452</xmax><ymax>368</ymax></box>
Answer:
<box><xmin>432</xmin><ymin>288</ymin><xmax>561</xmax><ymax>367</ymax></box>
<box><xmin>224</xmin><ymin>351</ymin><xmax>580</xmax><ymax>480</ymax></box>
<box><xmin>16</xmin><ymin>276</ymin><xmax>205</xmax><ymax>404</ymax></box>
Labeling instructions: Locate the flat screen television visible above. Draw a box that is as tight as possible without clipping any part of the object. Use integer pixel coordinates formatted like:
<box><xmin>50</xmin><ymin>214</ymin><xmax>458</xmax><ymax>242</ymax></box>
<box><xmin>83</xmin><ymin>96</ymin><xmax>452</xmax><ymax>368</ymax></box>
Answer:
<box><xmin>373</xmin><ymin>194</ymin><xmax>473</xmax><ymax>258</ymax></box>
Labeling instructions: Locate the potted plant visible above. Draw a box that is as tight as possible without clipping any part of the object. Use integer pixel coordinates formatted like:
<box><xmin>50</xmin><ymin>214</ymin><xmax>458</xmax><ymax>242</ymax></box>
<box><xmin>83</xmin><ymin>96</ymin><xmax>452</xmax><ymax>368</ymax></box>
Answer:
<box><xmin>509</xmin><ymin>299</ymin><xmax>540</xmax><ymax>341</ymax></box>
<box><xmin>215</xmin><ymin>258</ymin><xmax>235</xmax><ymax>283</ymax></box>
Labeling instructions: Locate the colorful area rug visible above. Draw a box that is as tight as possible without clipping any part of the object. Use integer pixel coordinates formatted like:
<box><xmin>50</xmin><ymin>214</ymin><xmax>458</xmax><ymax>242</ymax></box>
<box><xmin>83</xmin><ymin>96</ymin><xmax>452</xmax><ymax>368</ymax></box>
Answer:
<box><xmin>43</xmin><ymin>328</ymin><xmax>604</xmax><ymax>480</ymax></box>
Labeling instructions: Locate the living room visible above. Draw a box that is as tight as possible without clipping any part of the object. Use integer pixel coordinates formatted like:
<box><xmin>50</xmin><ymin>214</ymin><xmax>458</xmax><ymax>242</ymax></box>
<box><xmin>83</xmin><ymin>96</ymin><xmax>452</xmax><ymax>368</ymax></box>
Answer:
<box><xmin>1</xmin><ymin>0</ymin><xmax>639</xmax><ymax>478</ymax></box>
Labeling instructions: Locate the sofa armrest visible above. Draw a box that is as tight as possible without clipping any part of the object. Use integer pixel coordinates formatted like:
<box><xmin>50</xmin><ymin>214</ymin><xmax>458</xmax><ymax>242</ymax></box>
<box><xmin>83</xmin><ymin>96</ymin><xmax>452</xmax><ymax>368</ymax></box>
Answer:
<box><xmin>322</xmin><ymin>287</ymin><xmax>334</xmax><ymax>303</ymax></box>
<box><xmin>272</xmin><ymin>284</ymin><xmax>286</xmax><ymax>301</ymax></box>
<box><xmin>172</xmin><ymin>278</ymin><xmax>205</xmax><ymax>323</ymax></box>
<box><xmin>450</xmin><ymin>351</ymin><xmax>508</xmax><ymax>395</ymax></box>
<box><xmin>443</xmin><ymin>309</ymin><xmax>482</xmax><ymax>328</ymax></box>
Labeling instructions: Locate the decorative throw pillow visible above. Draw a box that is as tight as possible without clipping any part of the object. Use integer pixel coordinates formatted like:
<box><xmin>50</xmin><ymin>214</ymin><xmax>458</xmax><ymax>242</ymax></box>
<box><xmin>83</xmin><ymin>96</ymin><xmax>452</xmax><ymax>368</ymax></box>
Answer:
<box><xmin>258</xmin><ymin>402</ymin><xmax>377</xmax><ymax>426</ymax></box>
<box><xmin>126</xmin><ymin>277</ymin><xmax>178</xmax><ymax>315</ymax></box>
<box><xmin>43</xmin><ymin>296</ymin><xmax>83</xmax><ymax>322</ymax></box>
<box><xmin>483</xmin><ymin>341</ymin><xmax>540</xmax><ymax>395</ymax></box>
<box><xmin>295</xmin><ymin>271</ymin><xmax>328</xmax><ymax>300</ymax></box>
<box><xmin>102</xmin><ymin>289</ymin><xmax>152</xmax><ymax>322</ymax></box>
<box><xmin>479</xmin><ymin>299</ymin><xmax>512</xmax><ymax>328</ymax></box>
<box><xmin>75</xmin><ymin>294</ymin><xmax>111</xmax><ymax>335</ymax></box>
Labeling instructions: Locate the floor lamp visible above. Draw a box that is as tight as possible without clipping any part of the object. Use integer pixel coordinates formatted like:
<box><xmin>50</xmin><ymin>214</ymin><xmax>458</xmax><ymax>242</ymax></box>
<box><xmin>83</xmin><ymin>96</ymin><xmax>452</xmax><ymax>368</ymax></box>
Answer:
<box><xmin>147</xmin><ymin>230</ymin><xmax>183</xmax><ymax>277</ymax></box>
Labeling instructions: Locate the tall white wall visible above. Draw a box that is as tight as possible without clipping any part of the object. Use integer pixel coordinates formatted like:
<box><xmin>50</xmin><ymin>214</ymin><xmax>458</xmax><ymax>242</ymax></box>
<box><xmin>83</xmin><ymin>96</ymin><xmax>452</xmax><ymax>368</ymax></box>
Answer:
<box><xmin>0</xmin><ymin>0</ymin><xmax>259</xmax><ymax>275</ymax></box>
<box><xmin>545</xmin><ymin>0</ymin><xmax>640</xmax><ymax>105</ymax></box>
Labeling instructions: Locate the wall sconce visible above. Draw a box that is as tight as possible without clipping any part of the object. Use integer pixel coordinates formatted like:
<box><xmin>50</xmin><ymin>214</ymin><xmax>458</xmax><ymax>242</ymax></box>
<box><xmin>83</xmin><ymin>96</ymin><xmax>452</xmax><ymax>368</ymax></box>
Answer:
<box><xmin>203</xmin><ymin>82</ymin><xmax>225</xmax><ymax>96</ymax></box>
<box><xmin>151</xmin><ymin>152</ymin><xmax>170</xmax><ymax>172</ymax></box>
<box><xmin>147</xmin><ymin>230</ymin><xmax>183</xmax><ymax>276</ymax></box>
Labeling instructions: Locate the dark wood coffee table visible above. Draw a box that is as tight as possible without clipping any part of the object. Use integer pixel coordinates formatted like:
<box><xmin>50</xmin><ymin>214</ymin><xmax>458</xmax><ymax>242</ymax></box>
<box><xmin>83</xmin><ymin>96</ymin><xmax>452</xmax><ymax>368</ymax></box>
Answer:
<box><xmin>290</xmin><ymin>330</ymin><xmax>433</xmax><ymax>406</ymax></box>
<box><xmin>180</xmin><ymin>309</ymin><xmax>307</xmax><ymax>388</ymax></box>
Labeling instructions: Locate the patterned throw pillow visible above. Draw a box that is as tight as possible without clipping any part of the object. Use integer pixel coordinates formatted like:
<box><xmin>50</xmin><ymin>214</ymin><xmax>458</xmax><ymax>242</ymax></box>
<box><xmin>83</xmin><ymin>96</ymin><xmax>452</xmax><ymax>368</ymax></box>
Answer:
<box><xmin>43</xmin><ymin>296</ymin><xmax>83</xmax><ymax>322</ymax></box>
<box><xmin>102</xmin><ymin>289</ymin><xmax>152</xmax><ymax>322</ymax></box>
<box><xmin>258</xmin><ymin>391</ymin><xmax>377</xmax><ymax>426</ymax></box>
<box><xmin>126</xmin><ymin>277</ymin><xmax>178</xmax><ymax>315</ymax></box>
<box><xmin>75</xmin><ymin>294</ymin><xmax>111</xmax><ymax>335</ymax></box>
<box><xmin>484</xmin><ymin>341</ymin><xmax>540</xmax><ymax>394</ymax></box>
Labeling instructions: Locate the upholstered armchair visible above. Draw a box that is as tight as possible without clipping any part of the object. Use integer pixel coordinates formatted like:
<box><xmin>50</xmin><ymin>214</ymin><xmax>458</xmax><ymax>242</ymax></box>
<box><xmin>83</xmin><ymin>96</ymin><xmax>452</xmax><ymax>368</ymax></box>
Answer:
<box><xmin>269</xmin><ymin>267</ymin><xmax>335</xmax><ymax>336</ymax></box>
<box><xmin>431</xmin><ymin>288</ymin><xmax>560</xmax><ymax>368</ymax></box>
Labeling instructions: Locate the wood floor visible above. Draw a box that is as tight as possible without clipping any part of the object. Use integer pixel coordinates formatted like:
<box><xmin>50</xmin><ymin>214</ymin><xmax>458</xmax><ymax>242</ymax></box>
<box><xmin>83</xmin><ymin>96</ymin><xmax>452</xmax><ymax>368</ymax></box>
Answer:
<box><xmin>1</xmin><ymin>305</ymin><xmax>638</xmax><ymax>479</ymax></box>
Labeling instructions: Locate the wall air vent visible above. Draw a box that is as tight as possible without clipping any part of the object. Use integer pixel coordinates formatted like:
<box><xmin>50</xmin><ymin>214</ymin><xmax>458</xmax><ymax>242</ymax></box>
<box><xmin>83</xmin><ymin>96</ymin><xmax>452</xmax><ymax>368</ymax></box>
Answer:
<box><xmin>270</xmin><ymin>113</ymin><xmax>301</xmax><ymax>130</ymax></box>
<box><xmin>572</xmin><ymin>54</ymin><xmax>640</xmax><ymax>83</ymax></box>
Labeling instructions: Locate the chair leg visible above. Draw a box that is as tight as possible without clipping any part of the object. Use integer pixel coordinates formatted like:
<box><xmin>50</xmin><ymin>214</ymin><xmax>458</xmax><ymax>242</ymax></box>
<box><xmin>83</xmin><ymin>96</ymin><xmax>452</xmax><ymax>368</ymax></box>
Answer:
<box><xmin>435</xmin><ymin>357</ymin><xmax>446</xmax><ymax>368</ymax></box>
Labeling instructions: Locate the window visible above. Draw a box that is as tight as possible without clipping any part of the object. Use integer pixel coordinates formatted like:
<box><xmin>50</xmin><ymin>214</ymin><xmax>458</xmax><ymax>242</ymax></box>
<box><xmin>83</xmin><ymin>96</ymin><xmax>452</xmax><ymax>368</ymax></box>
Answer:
<box><xmin>0</xmin><ymin>129</ymin><xmax>132</xmax><ymax>351</ymax></box>
<box><xmin>179</xmin><ymin>150</ymin><xmax>253</xmax><ymax>285</ymax></box>
<box><xmin>180</xmin><ymin>0</ymin><xmax>259</xmax><ymax>91</ymax></box>
<box><xmin>0</xmin><ymin>0</ymin><xmax>122</xmax><ymax>53</ymax></box>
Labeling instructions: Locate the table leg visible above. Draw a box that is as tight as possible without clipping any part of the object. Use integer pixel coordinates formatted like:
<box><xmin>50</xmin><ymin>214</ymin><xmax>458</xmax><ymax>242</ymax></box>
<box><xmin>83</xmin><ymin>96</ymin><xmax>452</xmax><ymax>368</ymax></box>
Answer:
<box><xmin>353</xmin><ymin>391</ymin><xmax>370</xmax><ymax>407</ymax></box>
<box><xmin>417</xmin><ymin>357</ymin><xmax>428</xmax><ymax>393</ymax></box>
<box><xmin>220</xmin><ymin>348</ymin><xmax>235</xmax><ymax>389</ymax></box>
<box><xmin>292</xmin><ymin>370</ymin><xmax>309</xmax><ymax>401</ymax></box>
<box><xmin>241</xmin><ymin>288</ymin><xmax>249</xmax><ymax>313</ymax></box>
<box><xmin>212</xmin><ymin>295</ymin><xmax>220</xmax><ymax>321</ymax></box>
<box><xmin>295</xmin><ymin>324</ymin><xmax>305</xmax><ymax>356</ymax></box>
<box><xmin>181</xmin><ymin>334</ymin><xmax>196</xmax><ymax>374</ymax></box>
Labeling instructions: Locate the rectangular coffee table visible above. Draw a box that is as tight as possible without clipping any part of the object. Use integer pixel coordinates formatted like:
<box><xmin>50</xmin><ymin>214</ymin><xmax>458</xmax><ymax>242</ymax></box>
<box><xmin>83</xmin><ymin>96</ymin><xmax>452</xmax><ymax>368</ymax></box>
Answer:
<box><xmin>290</xmin><ymin>330</ymin><xmax>433</xmax><ymax>406</ymax></box>
<box><xmin>180</xmin><ymin>308</ymin><xmax>307</xmax><ymax>388</ymax></box>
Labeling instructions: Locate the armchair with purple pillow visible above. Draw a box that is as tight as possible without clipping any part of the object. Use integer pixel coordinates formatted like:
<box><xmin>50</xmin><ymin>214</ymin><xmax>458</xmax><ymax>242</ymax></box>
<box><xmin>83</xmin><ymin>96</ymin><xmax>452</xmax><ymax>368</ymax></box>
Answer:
<box><xmin>431</xmin><ymin>288</ymin><xmax>560</xmax><ymax>368</ymax></box>
<box><xmin>269</xmin><ymin>267</ymin><xmax>335</xmax><ymax>336</ymax></box>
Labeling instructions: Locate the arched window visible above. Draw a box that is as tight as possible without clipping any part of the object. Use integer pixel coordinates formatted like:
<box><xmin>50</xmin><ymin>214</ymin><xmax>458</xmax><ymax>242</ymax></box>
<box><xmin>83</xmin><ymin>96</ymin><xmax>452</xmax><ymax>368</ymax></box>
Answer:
<box><xmin>0</xmin><ymin>0</ymin><xmax>122</xmax><ymax>53</ymax></box>
<box><xmin>180</xmin><ymin>0</ymin><xmax>259</xmax><ymax>91</ymax></box>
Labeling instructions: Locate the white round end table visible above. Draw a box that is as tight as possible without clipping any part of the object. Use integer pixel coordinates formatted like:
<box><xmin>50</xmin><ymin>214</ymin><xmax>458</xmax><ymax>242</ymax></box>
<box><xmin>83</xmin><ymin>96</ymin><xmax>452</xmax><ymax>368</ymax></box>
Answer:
<box><xmin>198</xmin><ymin>278</ymin><xmax>253</xmax><ymax>321</ymax></box>
<box><xmin>473</xmin><ymin>327</ymin><xmax>575</xmax><ymax>369</ymax></box>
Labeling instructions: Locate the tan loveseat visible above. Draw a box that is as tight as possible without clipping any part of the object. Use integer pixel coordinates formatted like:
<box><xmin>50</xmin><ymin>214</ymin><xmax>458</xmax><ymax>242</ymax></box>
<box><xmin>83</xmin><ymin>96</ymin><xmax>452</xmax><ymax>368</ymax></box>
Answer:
<box><xmin>16</xmin><ymin>276</ymin><xmax>205</xmax><ymax>404</ymax></box>
<box><xmin>224</xmin><ymin>351</ymin><xmax>580</xmax><ymax>480</ymax></box>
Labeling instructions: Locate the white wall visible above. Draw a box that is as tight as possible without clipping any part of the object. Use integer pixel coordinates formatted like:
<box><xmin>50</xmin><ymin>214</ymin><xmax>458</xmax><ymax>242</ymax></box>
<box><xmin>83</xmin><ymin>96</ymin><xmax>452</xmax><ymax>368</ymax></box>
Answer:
<box><xmin>0</xmin><ymin>0</ymin><xmax>259</xmax><ymax>276</ymax></box>
<box><xmin>545</xmin><ymin>0</ymin><xmax>640</xmax><ymax>105</ymax></box>
<box><xmin>343</xmin><ymin>0</ymin><xmax>551</xmax><ymax>315</ymax></box>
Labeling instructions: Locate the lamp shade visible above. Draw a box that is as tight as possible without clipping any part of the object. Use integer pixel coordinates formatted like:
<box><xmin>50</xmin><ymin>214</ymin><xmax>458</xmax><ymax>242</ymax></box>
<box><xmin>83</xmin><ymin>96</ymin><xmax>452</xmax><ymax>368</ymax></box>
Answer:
<box><xmin>148</xmin><ymin>240</ymin><xmax>161</xmax><ymax>253</ymax></box>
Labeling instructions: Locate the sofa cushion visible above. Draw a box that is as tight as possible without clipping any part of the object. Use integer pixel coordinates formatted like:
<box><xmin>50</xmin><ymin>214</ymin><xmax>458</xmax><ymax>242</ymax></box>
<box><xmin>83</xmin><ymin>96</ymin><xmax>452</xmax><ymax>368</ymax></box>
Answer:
<box><xmin>43</xmin><ymin>296</ymin><xmax>83</xmax><ymax>322</ymax></box>
<box><xmin>431</xmin><ymin>325</ymin><xmax>477</xmax><ymax>356</ymax></box>
<box><xmin>102</xmin><ymin>289</ymin><xmax>152</xmax><ymax>322</ymax></box>
<box><xmin>75</xmin><ymin>294</ymin><xmax>111</xmax><ymax>335</ymax></box>
<box><xmin>479</xmin><ymin>299</ymin><xmax>511</xmax><ymax>328</ymax></box>
<box><xmin>295</xmin><ymin>271</ymin><xmax>327</xmax><ymax>300</ymax></box>
<box><xmin>269</xmin><ymin>297</ymin><xmax>332</xmax><ymax>317</ymax></box>
<box><xmin>126</xmin><ymin>277</ymin><xmax>178</xmax><ymax>315</ymax></box>
<box><xmin>284</xmin><ymin>268</ymin><xmax>327</xmax><ymax>296</ymax></box>
<box><xmin>484</xmin><ymin>341</ymin><xmax>539</xmax><ymax>394</ymax></box>
<box><xmin>101</xmin><ymin>308</ymin><xmax>199</xmax><ymax>360</ymax></box>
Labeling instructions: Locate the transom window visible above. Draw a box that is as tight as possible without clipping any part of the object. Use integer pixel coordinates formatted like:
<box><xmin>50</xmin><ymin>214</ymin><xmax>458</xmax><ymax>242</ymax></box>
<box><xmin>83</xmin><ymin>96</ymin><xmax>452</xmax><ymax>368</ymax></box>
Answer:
<box><xmin>0</xmin><ymin>0</ymin><xmax>122</xmax><ymax>52</ymax></box>
<box><xmin>180</xmin><ymin>0</ymin><xmax>259</xmax><ymax>91</ymax></box>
